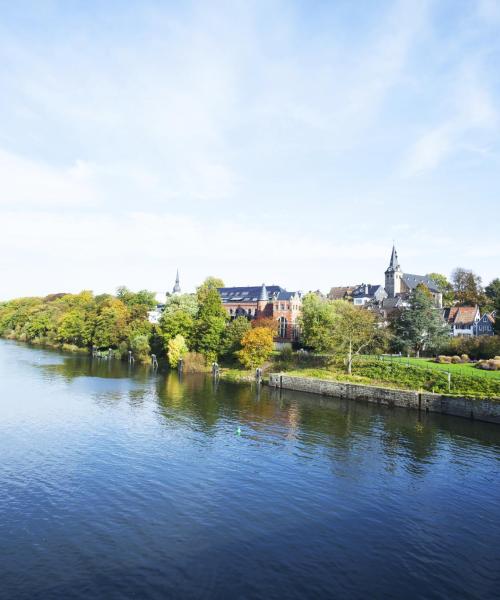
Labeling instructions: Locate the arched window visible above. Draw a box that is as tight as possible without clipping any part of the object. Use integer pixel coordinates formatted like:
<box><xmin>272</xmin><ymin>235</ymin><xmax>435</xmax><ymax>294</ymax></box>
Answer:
<box><xmin>278</xmin><ymin>316</ymin><xmax>288</xmax><ymax>338</ymax></box>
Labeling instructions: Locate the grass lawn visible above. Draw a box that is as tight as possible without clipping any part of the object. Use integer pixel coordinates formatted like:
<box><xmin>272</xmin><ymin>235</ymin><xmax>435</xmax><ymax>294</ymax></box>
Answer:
<box><xmin>385</xmin><ymin>356</ymin><xmax>500</xmax><ymax>379</ymax></box>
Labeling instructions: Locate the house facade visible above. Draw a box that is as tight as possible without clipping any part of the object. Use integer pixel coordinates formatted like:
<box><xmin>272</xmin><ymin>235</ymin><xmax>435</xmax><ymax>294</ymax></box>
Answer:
<box><xmin>218</xmin><ymin>284</ymin><xmax>302</xmax><ymax>341</ymax></box>
<box><xmin>474</xmin><ymin>312</ymin><xmax>496</xmax><ymax>336</ymax></box>
<box><xmin>443</xmin><ymin>306</ymin><xmax>480</xmax><ymax>337</ymax></box>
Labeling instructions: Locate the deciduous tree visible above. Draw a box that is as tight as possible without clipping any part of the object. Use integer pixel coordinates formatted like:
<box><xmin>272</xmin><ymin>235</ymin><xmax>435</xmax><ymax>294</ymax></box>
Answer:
<box><xmin>237</xmin><ymin>327</ymin><xmax>274</xmax><ymax>368</ymax></box>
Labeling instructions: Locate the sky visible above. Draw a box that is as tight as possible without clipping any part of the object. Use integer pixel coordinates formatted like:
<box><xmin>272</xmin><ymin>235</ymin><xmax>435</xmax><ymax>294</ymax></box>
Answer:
<box><xmin>1</xmin><ymin>0</ymin><xmax>499</xmax><ymax>300</ymax></box>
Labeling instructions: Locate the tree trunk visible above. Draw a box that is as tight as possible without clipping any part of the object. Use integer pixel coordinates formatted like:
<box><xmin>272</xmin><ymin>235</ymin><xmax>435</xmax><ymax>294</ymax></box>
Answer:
<box><xmin>347</xmin><ymin>341</ymin><xmax>352</xmax><ymax>375</ymax></box>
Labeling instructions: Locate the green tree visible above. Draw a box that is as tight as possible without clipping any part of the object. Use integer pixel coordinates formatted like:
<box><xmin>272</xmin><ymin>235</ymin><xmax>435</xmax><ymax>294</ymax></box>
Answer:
<box><xmin>427</xmin><ymin>273</ymin><xmax>455</xmax><ymax>306</ymax></box>
<box><xmin>57</xmin><ymin>310</ymin><xmax>92</xmax><ymax>346</ymax></box>
<box><xmin>196</xmin><ymin>276</ymin><xmax>225</xmax><ymax>304</ymax></box>
<box><xmin>298</xmin><ymin>293</ymin><xmax>336</xmax><ymax>352</ymax></box>
<box><xmin>451</xmin><ymin>268</ymin><xmax>486</xmax><ymax>306</ymax></box>
<box><xmin>328</xmin><ymin>301</ymin><xmax>382</xmax><ymax>374</ymax></box>
<box><xmin>163</xmin><ymin>293</ymin><xmax>198</xmax><ymax>317</ymax></box>
<box><xmin>193</xmin><ymin>285</ymin><xmax>227</xmax><ymax>361</ymax></box>
<box><xmin>130</xmin><ymin>334</ymin><xmax>151</xmax><ymax>363</ymax></box>
<box><xmin>92</xmin><ymin>299</ymin><xmax>129</xmax><ymax>348</ymax></box>
<box><xmin>237</xmin><ymin>327</ymin><xmax>274</xmax><ymax>368</ymax></box>
<box><xmin>160</xmin><ymin>310</ymin><xmax>194</xmax><ymax>346</ymax></box>
<box><xmin>167</xmin><ymin>334</ymin><xmax>188</xmax><ymax>368</ymax></box>
<box><xmin>391</xmin><ymin>286</ymin><xmax>450</xmax><ymax>357</ymax></box>
<box><xmin>221</xmin><ymin>316</ymin><xmax>251</xmax><ymax>358</ymax></box>
<box><xmin>485</xmin><ymin>278</ymin><xmax>500</xmax><ymax>314</ymax></box>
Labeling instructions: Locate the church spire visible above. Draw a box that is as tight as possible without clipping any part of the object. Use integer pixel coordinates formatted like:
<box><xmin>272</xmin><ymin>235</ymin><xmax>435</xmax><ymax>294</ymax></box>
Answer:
<box><xmin>172</xmin><ymin>269</ymin><xmax>181</xmax><ymax>295</ymax></box>
<box><xmin>387</xmin><ymin>245</ymin><xmax>400</xmax><ymax>272</ymax></box>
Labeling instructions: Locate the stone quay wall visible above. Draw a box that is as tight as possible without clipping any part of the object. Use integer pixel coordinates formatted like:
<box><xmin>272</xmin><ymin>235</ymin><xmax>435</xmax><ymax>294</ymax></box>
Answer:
<box><xmin>268</xmin><ymin>374</ymin><xmax>500</xmax><ymax>425</ymax></box>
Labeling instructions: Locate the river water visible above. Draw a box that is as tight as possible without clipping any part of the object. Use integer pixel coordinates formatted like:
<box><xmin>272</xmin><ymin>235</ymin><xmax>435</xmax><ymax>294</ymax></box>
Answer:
<box><xmin>0</xmin><ymin>340</ymin><xmax>499</xmax><ymax>599</ymax></box>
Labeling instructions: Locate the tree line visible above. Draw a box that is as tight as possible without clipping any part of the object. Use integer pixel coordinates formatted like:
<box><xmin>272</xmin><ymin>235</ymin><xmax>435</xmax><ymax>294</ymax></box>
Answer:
<box><xmin>428</xmin><ymin>269</ymin><xmax>500</xmax><ymax>312</ymax></box>
<box><xmin>0</xmin><ymin>278</ymin><xmax>275</xmax><ymax>369</ymax></box>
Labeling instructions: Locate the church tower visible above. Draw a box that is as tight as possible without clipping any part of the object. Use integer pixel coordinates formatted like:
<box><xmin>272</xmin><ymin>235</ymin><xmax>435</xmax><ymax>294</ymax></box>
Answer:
<box><xmin>172</xmin><ymin>269</ymin><xmax>181</xmax><ymax>295</ymax></box>
<box><xmin>385</xmin><ymin>246</ymin><xmax>402</xmax><ymax>297</ymax></box>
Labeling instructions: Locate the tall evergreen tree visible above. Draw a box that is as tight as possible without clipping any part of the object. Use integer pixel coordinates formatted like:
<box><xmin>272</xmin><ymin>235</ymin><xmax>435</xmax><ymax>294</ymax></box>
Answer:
<box><xmin>391</xmin><ymin>285</ymin><xmax>449</xmax><ymax>357</ymax></box>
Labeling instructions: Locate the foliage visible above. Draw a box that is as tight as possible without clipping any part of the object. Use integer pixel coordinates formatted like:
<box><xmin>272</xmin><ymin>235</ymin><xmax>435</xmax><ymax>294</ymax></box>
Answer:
<box><xmin>251</xmin><ymin>315</ymin><xmax>277</xmax><ymax>333</ymax></box>
<box><xmin>237</xmin><ymin>327</ymin><xmax>274</xmax><ymax>368</ymax></box>
<box><xmin>167</xmin><ymin>334</ymin><xmax>188</xmax><ymax>368</ymax></box>
<box><xmin>438</xmin><ymin>335</ymin><xmax>500</xmax><ymax>361</ymax></box>
<box><xmin>328</xmin><ymin>301</ymin><xmax>383</xmax><ymax>374</ymax></box>
<box><xmin>160</xmin><ymin>309</ymin><xmax>195</xmax><ymax>346</ymax></box>
<box><xmin>485</xmin><ymin>278</ymin><xmax>500</xmax><ymax>323</ymax></box>
<box><xmin>162</xmin><ymin>293</ymin><xmax>198</xmax><ymax>317</ymax></box>
<box><xmin>193</xmin><ymin>287</ymin><xmax>227</xmax><ymax>361</ymax></box>
<box><xmin>130</xmin><ymin>334</ymin><xmax>151</xmax><ymax>363</ymax></box>
<box><xmin>182</xmin><ymin>352</ymin><xmax>208</xmax><ymax>373</ymax></box>
<box><xmin>221</xmin><ymin>316</ymin><xmax>251</xmax><ymax>358</ymax></box>
<box><xmin>427</xmin><ymin>272</ymin><xmax>455</xmax><ymax>306</ymax></box>
<box><xmin>451</xmin><ymin>268</ymin><xmax>486</xmax><ymax>307</ymax></box>
<box><xmin>298</xmin><ymin>293</ymin><xmax>337</xmax><ymax>352</ymax></box>
<box><xmin>0</xmin><ymin>288</ymin><xmax>157</xmax><ymax>355</ymax></box>
<box><xmin>196</xmin><ymin>276</ymin><xmax>225</xmax><ymax>304</ymax></box>
<box><xmin>391</xmin><ymin>287</ymin><xmax>450</xmax><ymax>357</ymax></box>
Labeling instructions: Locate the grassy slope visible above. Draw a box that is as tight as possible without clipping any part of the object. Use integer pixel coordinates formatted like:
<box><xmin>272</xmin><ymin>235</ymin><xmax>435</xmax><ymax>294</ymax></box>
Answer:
<box><xmin>386</xmin><ymin>356</ymin><xmax>500</xmax><ymax>379</ymax></box>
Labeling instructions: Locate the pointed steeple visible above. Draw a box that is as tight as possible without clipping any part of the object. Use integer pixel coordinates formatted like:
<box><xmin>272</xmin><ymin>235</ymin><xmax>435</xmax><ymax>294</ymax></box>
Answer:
<box><xmin>172</xmin><ymin>269</ymin><xmax>181</xmax><ymax>294</ymax></box>
<box><xmin>387</xmin><ymin>245</ymin><xmax>400</xmax><ymax>272</ymax></box>
<box><xmin>259</xmin><ymin>283</ymin><xmax>268</xmax><ymax>301</ymax></box>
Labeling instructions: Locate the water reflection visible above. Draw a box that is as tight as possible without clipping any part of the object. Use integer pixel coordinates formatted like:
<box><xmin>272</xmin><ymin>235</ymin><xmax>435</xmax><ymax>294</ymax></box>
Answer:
<box><xmin>1</xmin><ymin>340</ymin><xmax>500</xmax><ymax>600</ymax></box>
<box><xmin>24</xmin><ymin>343</ymin><xmax>500</xmax><ymax>460</ymax></box>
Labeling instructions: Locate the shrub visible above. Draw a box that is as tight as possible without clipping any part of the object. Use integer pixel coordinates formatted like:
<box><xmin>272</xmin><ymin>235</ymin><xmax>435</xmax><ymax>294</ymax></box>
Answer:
<box><xmin>167</xmin><ymin>334</ymin><xmax>188</xmax><ymax>368</ymax></box>
<box><xmin>436</xmin><ymin>355</ymin><xmax>451</xmax><ymax>363</ymax></box>
<box><xmin>461</xmin><ymin>354</ymin><xmax>469</xmax><ymax>362</ymax></box>
<box><xmin>476</xmin><ymin>359</ymin><xmax>500</xmax><ymax>371</ymax></box>
<box><xmin>130</xmin><ymin>334</ymin><xmax>151</xmax><ymax>363</ymax></box>
<box><xmin>451</xmin><ymin>355</ymin><xmax>462</xmax><ymax>364</ymax></box>
<box><xmin>438</xmin><ymin>336</ymin><xmax>500</xmax><ymax>360</ymax></box>
<box><xmin>182</xmin><ymin>352</ymin><xmax>207</xmax><ymax>373</ymax></box>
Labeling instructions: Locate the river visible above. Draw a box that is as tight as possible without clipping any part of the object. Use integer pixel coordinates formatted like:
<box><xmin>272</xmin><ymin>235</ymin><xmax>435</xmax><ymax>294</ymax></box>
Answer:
<box><xmin>0</xmin><ymin>340</ymin><xmax>499</xmax><ymax>599</ymax></box>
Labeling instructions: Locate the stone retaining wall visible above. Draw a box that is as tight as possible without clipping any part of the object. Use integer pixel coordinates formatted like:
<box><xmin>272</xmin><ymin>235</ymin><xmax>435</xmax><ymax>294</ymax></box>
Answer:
<box><xmin>268</xmin><ymin>374</ymin><xmax>500</xmax><ymax>424</ymax></box>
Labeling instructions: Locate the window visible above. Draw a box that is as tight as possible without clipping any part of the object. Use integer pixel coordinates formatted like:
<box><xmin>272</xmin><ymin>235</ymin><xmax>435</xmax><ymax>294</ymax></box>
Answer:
<box><xmin>278</xmin><ymin>316</ymin><xmax>288</xmax><ymax>338</ymax></box>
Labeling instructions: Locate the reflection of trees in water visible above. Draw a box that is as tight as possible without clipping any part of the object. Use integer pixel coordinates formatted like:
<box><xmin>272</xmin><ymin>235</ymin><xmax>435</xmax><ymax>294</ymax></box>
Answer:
<box><xmin>37</xmin><ymin>354</ymin><xmax>154</xmax><ymax>383</ymax></box>
<box><xmin>154</xmin><ymin>373</ymin><xmax>500</xmax><ymax>463</ymax></box>
<box><xmin>32</xmin><ymin>348</ymin><xmax>500</xmax><ymax>462</ymax></box>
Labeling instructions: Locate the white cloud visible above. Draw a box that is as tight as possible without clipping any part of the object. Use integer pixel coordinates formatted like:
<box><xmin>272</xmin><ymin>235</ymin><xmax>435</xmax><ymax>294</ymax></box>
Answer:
<box><xmin>0</xmin><ymin>149</ymin><xmax>98</xmax><ymax>208</ymax></box>
<box><xmin>403</xmin><ymin>64</ymin><xmax>498</xmax><ymax>175</ymax></box>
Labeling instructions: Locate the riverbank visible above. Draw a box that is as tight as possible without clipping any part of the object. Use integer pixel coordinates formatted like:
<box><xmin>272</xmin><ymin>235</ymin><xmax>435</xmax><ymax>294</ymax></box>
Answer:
<box><xmin>268</xmin><ymin>373</ymin><xmax>500</xmax><ymax>424</ymax></box>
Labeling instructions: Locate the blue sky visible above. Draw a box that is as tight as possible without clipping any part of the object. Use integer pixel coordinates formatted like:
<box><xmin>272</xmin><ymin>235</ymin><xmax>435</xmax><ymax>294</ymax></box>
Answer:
<box><xmin>1</xmin><ymin>0</ymin><xmax>499</xmax><ymax>300</ymax></box>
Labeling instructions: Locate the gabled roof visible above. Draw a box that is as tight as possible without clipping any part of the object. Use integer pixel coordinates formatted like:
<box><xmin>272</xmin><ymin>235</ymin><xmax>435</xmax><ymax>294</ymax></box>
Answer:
<box><xmin>328</xmin><ymin>286</ymin><xmax>355</xmax><ymax>300</ymax></box>
<box><xmin>381</xmin><ymin>296</ymin><xmax>406</xmax><ymax>309</ymax></box>
<box><xmin>352</xmin><ymin>284</ymin><xmax>385</xmax><ymax>298</ymax></box>
<box><xmin>443</xmin><ymin>306</ymin><xmax>479</xmax><ymax>326</ymax></box>
<box><xmin>479</xmin><ymin>313</ymin><xmax>495</xmax><ymax>324</ymax></box>
<box><xmin>218</xmin><ymin>285</ymin><xmax>283</xmax><ymax>303</ymax></box>
<box><xmin>276</xmin><ymin>290</ymin><xmax>301</xmax><ymax>301</ymax></box>
<box><xmin>402</xmin><ymin>273</ymin><xmax>440</xmax><ymax>293</ymax></box>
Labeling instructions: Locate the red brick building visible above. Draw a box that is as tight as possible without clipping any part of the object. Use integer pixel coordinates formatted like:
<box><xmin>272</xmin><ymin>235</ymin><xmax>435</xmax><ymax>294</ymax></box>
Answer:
<box><xmin>217</xmin><ymin>284</ymin><xmax>302</xmax><ymax>342</ymax></box>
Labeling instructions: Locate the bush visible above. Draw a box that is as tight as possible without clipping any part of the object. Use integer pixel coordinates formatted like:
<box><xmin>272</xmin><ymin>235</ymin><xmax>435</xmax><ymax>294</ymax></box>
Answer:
<box><xmin>451</xmin><ymin>355</ymin><xmax>462</xmax><ymax>364</ymax></box>
<box><xmin>476</xmin><ymin>359</ymin><xmax>500</xmax><ymax>371</ymax></box>
<box><xmin>436</xmin><ymin>355</ymin><xmax>451</xmax><ymax>363</ymax></box>
<box><xmin>438</xmin><ymin>336</ymin><xmax>500</xmax><ymax>360</ymax></box>
<box><xmin>167</xmin><ymin>334</ymin><xmax>188</xmax><ymax>368</ymax></box>
<box><xmin>461</xmin><ymin>354</ymin><xmax>469</xmax><ymax>362</ymax></box>
<box><xmin>182</xmin><ymin>352</ymin><xmax>207</xmax><ymax>373</ymax></box>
